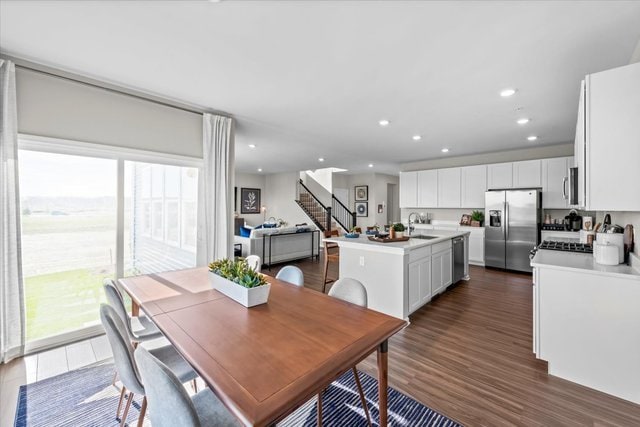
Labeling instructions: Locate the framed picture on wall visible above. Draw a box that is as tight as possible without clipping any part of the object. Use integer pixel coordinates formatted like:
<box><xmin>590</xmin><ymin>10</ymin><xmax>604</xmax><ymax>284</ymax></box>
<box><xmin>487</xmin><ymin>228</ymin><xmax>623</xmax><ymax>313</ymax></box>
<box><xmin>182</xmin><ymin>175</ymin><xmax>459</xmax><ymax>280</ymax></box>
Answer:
<box><xmin>377</xmin><ymin>204</ymin><xmax>383</xmax><ymax>214</ymax></box>
<box><xmin>240</xmin><ymin>188</ymin><xmax>261</xmax><ymax>214</ymax></box>
<box><xmin>355</xmin><ymin>201</ymin><xmax>368</xmax><ymax>217</ymax></box>
<box><xmin>354</xmin><ymin>185</ymin><xmax>368</xmax><ymax>201</ymax></box>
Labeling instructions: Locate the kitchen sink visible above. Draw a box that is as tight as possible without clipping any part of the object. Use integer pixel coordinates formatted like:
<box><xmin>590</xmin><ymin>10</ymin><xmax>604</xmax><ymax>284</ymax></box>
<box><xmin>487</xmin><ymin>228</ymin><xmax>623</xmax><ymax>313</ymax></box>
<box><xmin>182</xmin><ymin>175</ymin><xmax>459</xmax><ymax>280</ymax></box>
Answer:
<box><xmin>411</xmin><ymin>235</ymin><xmax>439</xmax><ymax>240</ymax></box>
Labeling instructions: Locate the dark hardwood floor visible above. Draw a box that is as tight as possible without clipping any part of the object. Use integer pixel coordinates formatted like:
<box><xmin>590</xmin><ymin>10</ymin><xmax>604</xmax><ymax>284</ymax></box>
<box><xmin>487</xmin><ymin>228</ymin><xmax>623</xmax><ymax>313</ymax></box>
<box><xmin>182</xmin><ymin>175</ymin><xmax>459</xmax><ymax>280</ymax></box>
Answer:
<box><xmin>268</xmin><ymin>257</ymin><xmax>640</xmax><ymax>426</ymax></box>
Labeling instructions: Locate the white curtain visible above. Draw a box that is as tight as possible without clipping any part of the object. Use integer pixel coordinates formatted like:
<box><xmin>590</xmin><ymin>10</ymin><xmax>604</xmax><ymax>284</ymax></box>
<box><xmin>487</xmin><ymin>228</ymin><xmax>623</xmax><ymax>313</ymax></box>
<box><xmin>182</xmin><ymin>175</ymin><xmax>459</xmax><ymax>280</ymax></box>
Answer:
<box><xmin>0</xmin><ymin>59</ymin><xmax>25</xmax><ymax>363</ymax></box>
<box><xmin>197</xmin><ymin>113</ymin><xmax>235</xmax><ymax>265</ymax></box>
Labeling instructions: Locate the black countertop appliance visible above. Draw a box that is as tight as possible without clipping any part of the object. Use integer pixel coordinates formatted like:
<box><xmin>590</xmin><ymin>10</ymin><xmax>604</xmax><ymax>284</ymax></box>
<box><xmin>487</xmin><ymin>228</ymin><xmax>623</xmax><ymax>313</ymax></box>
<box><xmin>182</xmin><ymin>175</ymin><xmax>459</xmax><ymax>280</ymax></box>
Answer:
<box><xmin>564</xmin><ymin>209</ymin><xmax>583</xmax><ymax>231</ymax></box>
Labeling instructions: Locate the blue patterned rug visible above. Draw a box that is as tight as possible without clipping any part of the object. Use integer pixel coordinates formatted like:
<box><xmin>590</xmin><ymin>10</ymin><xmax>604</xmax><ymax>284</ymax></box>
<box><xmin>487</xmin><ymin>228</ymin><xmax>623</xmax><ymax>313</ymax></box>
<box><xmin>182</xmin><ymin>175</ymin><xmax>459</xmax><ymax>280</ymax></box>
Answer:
<box><xmin>14</xmin><ymin>363</ymin><xmax>461</xmax><ymax>426</ymax></box>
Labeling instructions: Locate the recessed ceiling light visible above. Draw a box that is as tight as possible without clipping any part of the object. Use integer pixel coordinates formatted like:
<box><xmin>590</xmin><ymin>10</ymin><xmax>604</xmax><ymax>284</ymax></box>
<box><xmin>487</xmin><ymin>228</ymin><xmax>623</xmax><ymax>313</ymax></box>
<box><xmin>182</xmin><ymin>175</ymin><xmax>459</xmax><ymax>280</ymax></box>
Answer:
<box><xmin>368</xmin><ymin>164</ymin><xmax>374</xmax><ymax>168</ymax></box>
<box><xmin>500</xmin><ymin>88</ymin><xmax>517</xmax><ymax>97</ymax></box>
<box><xmin>412</xmin><ymin>135</ymin><xmax>422</xmax><ymax>141</ymax></box>
<box><xmin>318</xmin><ymin>157</ymin><xmax>324</xmax><ymax>162</ymax></box>
<box><xmin>378</xmin><ymin>119</ymin><xmax>390</xmax><ymax>127</ymax></box>
<box><xmin>441</xmin><ymin>148</ymin><xmax>449</xmax><ymax>153</ymax></box>
<box><xmin>257</xmin><ymin>168</ymin><xmax>263</xmax><ymax>172</ymax></box>
<box><xmin>527</xmin><ymin>136</ymin><xmax>538</xmax><ymax>141</ymax></box>
<box><xmin>517</xmin><ymin>118</ymin><xmax>530</xmax><ymax>125</ymax></box>
<box><xmin>248</xmin><ymin>144</ymin><xmax>256</xmax><ymax>149</ymax></box>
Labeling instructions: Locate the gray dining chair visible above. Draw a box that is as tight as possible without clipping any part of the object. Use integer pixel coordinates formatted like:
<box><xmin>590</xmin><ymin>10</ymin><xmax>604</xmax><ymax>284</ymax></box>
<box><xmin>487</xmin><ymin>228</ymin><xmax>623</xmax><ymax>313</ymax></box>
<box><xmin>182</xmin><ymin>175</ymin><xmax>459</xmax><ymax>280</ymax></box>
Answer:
<box><xmin>245</xmin><ymin>255</ymin><xmax>261</xmax><ymax>272</ymax></box>
<box><xmin>100</xmin><ymin>304</ymin><xmax>199</xmax><ymax>427</ymax></box>
<box><xmin>103</xmin><ymin>279</ymin><xmax>163</xmax><ymax>343</ymax></box>
<box><xmin>275</xmin><ymin>265</ymin><xmax>304</xmax><ymax>287</ymax></box>
<box><xmin>135</xmin><ymin>346</ymin><xmax>239</xmax><ymax>427</ymax></box>
<box><xmin>321</xmin><ymin>277</ymin><xmax>372</xmax><ymax>426</ymax></box>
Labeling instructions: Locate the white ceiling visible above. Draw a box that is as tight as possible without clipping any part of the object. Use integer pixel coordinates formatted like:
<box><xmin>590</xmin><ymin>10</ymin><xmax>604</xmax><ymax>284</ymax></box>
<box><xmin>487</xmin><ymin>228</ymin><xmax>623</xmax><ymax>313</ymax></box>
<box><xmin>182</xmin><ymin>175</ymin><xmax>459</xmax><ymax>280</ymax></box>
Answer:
<box><xmin>1</xmin><ymin>1</ymin><xmax>639</xmax><ymax>175</ymax></box>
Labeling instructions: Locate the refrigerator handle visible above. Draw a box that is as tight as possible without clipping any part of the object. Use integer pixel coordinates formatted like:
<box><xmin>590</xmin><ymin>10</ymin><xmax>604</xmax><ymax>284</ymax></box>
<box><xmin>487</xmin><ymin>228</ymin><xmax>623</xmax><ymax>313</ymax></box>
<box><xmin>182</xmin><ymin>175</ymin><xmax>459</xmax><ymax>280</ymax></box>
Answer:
<box><xmin>505</xmin><ymin>201</ymin><xmax>509</xmax><ymax>240</ymax></box>
<box><xmin>562</xmin><ymin>176</ymin><xmax>568</xmax><ymax>200</ymax></box>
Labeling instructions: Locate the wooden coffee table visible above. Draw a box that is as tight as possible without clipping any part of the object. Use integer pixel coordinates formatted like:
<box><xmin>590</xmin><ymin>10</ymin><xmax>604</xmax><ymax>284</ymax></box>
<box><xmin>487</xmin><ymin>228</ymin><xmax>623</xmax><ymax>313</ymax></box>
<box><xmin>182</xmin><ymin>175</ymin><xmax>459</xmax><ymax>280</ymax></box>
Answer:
<box><xmin>119</xmin><ymin>267</ymin><xmax>406</xmax><ymax>426</ymax></box>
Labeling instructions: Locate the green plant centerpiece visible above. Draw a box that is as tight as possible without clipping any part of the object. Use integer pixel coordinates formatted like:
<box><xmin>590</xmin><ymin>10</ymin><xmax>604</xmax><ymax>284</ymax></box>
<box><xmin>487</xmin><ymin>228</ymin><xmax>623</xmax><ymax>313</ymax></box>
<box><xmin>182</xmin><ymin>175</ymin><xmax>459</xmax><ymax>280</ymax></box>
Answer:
<box><xmin>392</xmin><ymin>223</ymin><xmax>406</xmax><ymax>232</ymax></box>
<box><xmin>471</xmin><ymin>210</ymin><xmax>485</xmax><ymax>227</ymax></box>
<box><xmin>208</xmin><ymin>258</ymin><xmax>270</xmax><ymax>307</ymax></box>
<box><xmin>390</xmin><ymin>222</ymin><xmax>406</xmax><ymax>238</ymax></box>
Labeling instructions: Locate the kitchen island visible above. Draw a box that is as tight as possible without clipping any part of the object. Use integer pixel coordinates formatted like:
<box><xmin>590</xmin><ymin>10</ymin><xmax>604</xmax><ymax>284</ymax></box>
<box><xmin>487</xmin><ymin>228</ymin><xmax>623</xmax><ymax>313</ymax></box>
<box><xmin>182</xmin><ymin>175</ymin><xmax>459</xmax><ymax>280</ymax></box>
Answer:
<box><xmin>326</xmin><ymin>230</ymin><xmax>470</xmax><ymax>320</ymax></box>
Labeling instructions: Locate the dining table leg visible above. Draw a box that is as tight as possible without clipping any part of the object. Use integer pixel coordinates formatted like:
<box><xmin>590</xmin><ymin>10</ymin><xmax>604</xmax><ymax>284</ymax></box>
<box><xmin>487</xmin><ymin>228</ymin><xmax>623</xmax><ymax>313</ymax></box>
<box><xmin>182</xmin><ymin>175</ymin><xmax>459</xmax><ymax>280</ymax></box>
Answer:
<box><xmin>131</xmin><ymin>300</ymin><xmax>140</xmax><ymax>317</ymax></box>
<box><xmin>377</xmin><ymin>340</ymin><xmax>388</xmax><ymax>427</ymax></box>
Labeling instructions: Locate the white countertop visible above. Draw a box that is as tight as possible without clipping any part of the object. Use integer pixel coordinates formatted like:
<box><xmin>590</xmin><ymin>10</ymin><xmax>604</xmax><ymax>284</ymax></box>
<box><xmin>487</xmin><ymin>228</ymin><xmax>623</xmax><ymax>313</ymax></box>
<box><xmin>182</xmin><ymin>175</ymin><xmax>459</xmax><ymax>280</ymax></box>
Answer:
<box><xmin>531</xmin><ymin>250</ymin><xmax>640</xmax><ymax>281</ymax></box>
<box><xmin>325</xmin><ymin>230</ymin><xmax>469</xmax><ymax>254</ymax></box>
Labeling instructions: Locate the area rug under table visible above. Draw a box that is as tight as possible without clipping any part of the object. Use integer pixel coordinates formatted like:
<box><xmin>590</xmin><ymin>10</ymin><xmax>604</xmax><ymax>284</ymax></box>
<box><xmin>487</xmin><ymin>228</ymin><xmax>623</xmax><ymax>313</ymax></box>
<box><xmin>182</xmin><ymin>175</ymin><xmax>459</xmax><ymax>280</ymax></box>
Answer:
<box><xmin>14</xmin><ymin>363</ymin><xmax>461</xmax><ymax>426</ymax></box>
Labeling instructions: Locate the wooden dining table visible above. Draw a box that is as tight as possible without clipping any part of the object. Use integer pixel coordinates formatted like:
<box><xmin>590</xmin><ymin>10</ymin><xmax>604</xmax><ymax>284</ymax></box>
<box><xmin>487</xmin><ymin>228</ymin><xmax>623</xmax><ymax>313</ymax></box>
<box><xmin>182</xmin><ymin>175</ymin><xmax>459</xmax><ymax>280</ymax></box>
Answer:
<box><xmin>118</xmin><ymin>267</ymin><xmax>407</xmax><ymax>426</ymax></box>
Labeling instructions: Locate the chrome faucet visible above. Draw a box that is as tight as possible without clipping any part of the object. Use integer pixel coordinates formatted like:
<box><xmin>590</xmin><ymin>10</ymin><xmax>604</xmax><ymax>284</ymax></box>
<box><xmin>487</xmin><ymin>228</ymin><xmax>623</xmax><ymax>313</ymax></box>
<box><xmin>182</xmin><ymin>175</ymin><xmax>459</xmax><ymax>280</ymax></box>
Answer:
<box><xmin>407</xmin><ymin>212</ymin><xmax>419</xmax><ymax>236</ymax></box>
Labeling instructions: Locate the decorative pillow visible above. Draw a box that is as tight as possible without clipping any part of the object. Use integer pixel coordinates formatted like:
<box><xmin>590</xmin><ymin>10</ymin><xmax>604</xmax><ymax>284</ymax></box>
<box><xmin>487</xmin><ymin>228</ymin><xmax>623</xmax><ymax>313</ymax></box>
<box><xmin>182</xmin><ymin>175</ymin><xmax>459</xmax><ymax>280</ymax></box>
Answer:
<box><xmin>239</xmin><ymin>226</ymin><xmax>252</xmax><ymax>237</ymax></box>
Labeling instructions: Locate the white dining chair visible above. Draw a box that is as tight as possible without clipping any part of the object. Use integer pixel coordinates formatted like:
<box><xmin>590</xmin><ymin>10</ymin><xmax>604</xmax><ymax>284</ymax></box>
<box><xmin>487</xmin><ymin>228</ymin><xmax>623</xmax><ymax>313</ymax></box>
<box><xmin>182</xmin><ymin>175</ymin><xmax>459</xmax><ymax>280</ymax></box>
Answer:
<box><xmin>275</xmin><ymin>265</ymin><xmax>304</xmax><ymax>287</ymax></box>
<box><xmin>245</xmin><ymin>255</ymin><xmax>261</xmax><ymax>272</ymax></box>
<box><xmin>322</xmin><ymin>277</ymin><xmax>372</xmax><ymax>426</ymax></box>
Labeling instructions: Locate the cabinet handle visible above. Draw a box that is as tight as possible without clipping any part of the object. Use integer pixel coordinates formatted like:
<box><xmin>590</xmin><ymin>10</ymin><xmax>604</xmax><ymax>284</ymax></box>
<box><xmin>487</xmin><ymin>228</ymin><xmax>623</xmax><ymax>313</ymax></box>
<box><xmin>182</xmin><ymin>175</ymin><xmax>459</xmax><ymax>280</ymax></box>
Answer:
<box><xmin>562</xmin><ymin>176</ymin><xmax>568</xmax><ymax>200</ymax></box>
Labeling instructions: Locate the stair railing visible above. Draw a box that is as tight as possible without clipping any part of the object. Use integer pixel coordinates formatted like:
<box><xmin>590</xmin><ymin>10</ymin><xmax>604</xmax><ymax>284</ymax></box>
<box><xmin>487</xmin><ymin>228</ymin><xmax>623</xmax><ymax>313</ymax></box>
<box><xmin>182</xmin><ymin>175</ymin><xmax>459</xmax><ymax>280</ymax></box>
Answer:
<box><xmin>296</xmin><ymin>179</ymin><xmax>332</xmax><ymax>233</ymax></box>
<box><xmin>331</xmin><ymin>194</ymin><xmax>357</xmax><ymax>232</ymax></box>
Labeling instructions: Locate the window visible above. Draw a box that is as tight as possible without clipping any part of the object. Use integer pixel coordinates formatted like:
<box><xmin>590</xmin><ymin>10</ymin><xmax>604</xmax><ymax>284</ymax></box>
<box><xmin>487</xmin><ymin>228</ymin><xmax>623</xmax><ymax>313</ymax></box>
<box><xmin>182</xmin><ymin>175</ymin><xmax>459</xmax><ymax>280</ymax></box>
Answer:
<box><xmin>125</xmin><ymin>162</ymin><xmax>198</xmax><ymax>276</ymax></box>
<box><xmin>18</xmin><ymin>150</ymin><xmax>117</xmax><ymax>343</ymax></box>
<box><xmin>18</xmin><ymin>136</ymin><xmax>201</xmax><ymax>350</ymax></box>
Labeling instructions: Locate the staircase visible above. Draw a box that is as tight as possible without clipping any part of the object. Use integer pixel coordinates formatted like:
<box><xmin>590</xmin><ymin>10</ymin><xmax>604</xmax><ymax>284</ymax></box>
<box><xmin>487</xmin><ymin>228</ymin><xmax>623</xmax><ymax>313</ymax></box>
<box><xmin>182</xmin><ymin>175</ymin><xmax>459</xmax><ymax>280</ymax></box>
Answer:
<box><xmin>296</xmin><ymin>179</ymin><xmax>356</xmax><ymax>233</ymax></box>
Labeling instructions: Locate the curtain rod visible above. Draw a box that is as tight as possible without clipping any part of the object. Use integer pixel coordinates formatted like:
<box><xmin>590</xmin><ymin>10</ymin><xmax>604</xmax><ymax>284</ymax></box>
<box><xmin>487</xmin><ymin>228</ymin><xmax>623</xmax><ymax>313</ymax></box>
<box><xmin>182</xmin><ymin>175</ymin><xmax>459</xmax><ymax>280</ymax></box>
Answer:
<box><xmin>2</xmin><ymin>54</ymin><xmax>232</xmax><ymax>119</ymax></box>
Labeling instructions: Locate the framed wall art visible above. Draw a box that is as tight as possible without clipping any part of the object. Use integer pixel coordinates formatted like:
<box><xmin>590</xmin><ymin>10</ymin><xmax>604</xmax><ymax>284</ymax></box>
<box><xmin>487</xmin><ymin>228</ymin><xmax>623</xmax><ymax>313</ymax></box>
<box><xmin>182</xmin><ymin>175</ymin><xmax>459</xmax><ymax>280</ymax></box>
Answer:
<box><xmin>354</xmin><ymin>185</ymin><xmax>368</xmax><ymax>201</ymax></box>
<box><xmin>240</xmin><ymin>188</ymin><xmax>261</xmax><ymax>214</ymax></box>
<box><xmin>355</xmin><ymin>201</ymin><xmax>368</xmax><ymax>217</ymax></box>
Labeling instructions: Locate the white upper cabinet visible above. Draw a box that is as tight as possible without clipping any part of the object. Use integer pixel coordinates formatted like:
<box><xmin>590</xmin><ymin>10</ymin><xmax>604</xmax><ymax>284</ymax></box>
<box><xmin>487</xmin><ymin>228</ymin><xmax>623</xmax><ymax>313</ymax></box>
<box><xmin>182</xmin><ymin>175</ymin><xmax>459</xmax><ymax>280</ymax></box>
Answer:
<box><xmin>417</xmin><ymin>170</ymin><xmax>438</xmax><ymax>207</ymax></box>
<box><xmin>542</xmin><ymin>157</ymin><xmax>573</xmax><ymax>209</ymax></box>
<box><xmin>586</xmin><ymin>62</ymin><xmax>640</xmax><ymax>211</ymax></box>
<box><xmin>513</xmin><ymin>160</ymin><xmax>542</xmax><ymax>188</ymax></box>
<box><xmin>487</xmin><ymin>163</ymin><xmax>513</xmax><ymax>189</ymax></box>
<box><xmin>437</xmin><ymin>168</ymin><xmax>461</xmax><ymax>208</ymax></box>
<box><xmin>399</xmin><ymin>171</ymin><xmax>418</xmax><ymax>208</ymax></box>
<box><xmin>460</xmin><ymin>165</ymin><xmax>487</xmax><ymax>208</ymax></box>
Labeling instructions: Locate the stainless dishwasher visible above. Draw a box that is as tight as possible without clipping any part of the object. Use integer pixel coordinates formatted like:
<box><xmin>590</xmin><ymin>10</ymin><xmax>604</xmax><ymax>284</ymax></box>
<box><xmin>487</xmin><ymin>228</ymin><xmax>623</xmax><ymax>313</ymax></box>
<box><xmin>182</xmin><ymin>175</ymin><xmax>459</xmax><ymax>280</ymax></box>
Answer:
<box><xmin>452</xmin><ymin>236</ymin><xmax>465</xmax><ymax>284</ymax></box>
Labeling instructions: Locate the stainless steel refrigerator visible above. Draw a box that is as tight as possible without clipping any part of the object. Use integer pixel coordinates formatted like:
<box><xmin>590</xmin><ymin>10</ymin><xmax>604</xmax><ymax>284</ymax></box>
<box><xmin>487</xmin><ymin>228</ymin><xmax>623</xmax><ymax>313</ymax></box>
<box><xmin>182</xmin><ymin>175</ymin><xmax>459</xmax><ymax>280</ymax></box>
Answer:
<box><xmin>484</xmin><ymin>189</ymin><xmax>541</xmax><ymax>273</ymax></box>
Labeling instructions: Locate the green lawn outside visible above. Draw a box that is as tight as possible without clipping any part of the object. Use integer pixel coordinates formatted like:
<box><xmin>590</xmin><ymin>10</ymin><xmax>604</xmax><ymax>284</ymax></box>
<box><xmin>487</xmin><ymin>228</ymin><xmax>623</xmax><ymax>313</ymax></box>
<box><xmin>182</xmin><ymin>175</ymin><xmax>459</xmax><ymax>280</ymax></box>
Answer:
<box><xmin>24</xmin><ymin>268</ymin><xmax>112</xmax><ymax>342</ymax></box>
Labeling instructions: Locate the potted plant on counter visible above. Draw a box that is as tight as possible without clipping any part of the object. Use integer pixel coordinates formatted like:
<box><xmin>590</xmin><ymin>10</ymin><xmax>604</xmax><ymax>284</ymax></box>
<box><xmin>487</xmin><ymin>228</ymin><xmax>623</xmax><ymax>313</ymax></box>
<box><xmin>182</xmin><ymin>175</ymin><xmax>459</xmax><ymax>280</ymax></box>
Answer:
<box><xmin>471</xmin><ymin>210</ymin><xmax>485</xmax><ymax>227</ymax></box>
<box><xmin>393</xmin><ymin>222</ymin><xmax>406</xmax><ymax>238</ymax></box>
<box><xmin>208</xmin><ymin>258</ymin><xmax>270</xmax><ymax>307</ymax></box>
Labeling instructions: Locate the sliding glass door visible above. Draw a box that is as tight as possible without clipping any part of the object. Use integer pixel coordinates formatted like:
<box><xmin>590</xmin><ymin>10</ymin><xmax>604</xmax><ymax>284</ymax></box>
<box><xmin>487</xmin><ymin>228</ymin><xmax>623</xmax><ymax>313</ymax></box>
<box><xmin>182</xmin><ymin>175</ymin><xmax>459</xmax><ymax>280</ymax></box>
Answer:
<box><xmin>19</xmin><ymin>150</ymin><xmax>117</xmax><ymax>343</ymax></box>
<box><xmin>18</xmin><ymin>140</ymin><xmax>200</xmax><ymax>350</ymax></box>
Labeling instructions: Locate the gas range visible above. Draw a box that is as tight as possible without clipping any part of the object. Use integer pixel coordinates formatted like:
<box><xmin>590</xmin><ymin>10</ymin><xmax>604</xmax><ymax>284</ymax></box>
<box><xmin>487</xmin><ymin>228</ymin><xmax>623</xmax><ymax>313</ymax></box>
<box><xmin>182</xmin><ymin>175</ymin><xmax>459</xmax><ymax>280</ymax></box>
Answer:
<box><xmin>538</xmin><ymin>240</ymin><xmax>593</xmax><ymax>253</ymax></box>
<box><xmin>530</xmin><ymin>240</ymin><xmax>593</xmax><ymax>260</ymax></box>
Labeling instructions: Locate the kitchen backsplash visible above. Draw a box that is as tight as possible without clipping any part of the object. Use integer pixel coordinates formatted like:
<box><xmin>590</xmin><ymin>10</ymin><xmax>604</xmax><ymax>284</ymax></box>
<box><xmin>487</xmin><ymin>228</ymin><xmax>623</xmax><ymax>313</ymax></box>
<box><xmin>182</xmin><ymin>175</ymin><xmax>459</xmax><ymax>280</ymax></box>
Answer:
<box><xmin>596</xmin><ymin>211</ymin><xmax>639</xmax><ymax>256</ymax></box>
<box><xmin>400</xmin><ymin>208</ymin><xmax>480</xmax><ymax>223</ymax></box>
<box><xmin>401</xmin><ymin>208</ymin><xmax>638</xmax><ymax>256</ymax></box>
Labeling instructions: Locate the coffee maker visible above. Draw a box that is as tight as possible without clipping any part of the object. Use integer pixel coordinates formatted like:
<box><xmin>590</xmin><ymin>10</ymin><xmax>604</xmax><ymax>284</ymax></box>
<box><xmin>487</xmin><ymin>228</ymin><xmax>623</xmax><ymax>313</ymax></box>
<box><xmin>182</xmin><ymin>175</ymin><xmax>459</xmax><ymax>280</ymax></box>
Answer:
<box><xmin>564</xmin><ymin>209</ymin><xmax>582</xmax><ymax>231</ymax></box>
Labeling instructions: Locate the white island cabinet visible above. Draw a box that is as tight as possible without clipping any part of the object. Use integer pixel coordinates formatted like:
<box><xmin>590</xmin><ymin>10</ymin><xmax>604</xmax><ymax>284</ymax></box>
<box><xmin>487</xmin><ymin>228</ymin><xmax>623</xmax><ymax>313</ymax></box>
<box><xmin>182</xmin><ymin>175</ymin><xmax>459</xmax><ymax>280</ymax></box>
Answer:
<box><xmin>326</xmin><ymin>230</ymin><xmax>469</xmax><ymax>320</ymax></box>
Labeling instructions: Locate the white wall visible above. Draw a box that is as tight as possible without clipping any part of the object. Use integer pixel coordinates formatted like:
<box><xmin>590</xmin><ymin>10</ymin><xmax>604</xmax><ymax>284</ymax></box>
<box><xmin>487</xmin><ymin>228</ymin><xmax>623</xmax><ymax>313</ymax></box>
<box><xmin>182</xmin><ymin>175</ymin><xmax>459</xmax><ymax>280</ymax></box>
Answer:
<box><xmin>346</xmin><ymin>173</ymin><xmax>399</xmax><ymax>229</ymax></box>
<box><xmin>15</xmin><ymin>68</ymin><xmax>203</xmax><ymax>158</ymax></box>
<box><xmin>235</xmin><ymin>172</ymin><xmax>266</xmax><ymax>226</ymax></box>
<box><xmin>401</xmin><ymin>143</ymin><xmax>573</xmax><ymax>172</ymax></box>
<box><xmin>264</xmin><ymin>172</ymin><xmax>310</xmax><ymax>227</ymax></box>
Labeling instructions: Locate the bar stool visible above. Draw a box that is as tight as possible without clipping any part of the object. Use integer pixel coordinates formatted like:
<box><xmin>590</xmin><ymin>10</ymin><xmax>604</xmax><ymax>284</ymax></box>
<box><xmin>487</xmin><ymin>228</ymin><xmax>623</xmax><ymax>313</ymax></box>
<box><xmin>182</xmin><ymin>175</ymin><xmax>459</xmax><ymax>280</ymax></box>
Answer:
<box><xmin>322</xmin><ymin>229</ymin><xmax>340</xmax><ymax>293</ymax></box>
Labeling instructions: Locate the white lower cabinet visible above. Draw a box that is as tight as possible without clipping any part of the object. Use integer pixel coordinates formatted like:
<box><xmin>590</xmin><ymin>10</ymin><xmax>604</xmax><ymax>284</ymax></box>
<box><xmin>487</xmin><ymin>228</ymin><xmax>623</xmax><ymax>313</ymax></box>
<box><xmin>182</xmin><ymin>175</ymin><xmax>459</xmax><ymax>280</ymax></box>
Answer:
<box><xmin>431</xmin><ymin>245</ymin><xmax>452</xmax><ymax>296</ymax></box>
<box><xmin>408</xmin><ymin>255</ymin><xmax>432</xmax><ymax>314</ymax></box>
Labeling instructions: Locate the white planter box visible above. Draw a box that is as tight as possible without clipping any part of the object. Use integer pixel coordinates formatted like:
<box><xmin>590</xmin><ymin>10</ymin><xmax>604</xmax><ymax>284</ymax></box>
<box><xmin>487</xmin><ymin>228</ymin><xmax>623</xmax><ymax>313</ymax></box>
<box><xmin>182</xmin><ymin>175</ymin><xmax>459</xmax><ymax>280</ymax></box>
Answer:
<box><xmin>209</xmin><ymin>272</ymin><xmax>271</xmax><ymax>307</ymax></box>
